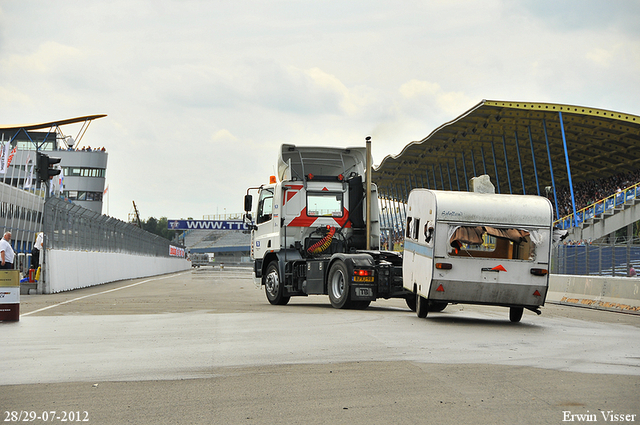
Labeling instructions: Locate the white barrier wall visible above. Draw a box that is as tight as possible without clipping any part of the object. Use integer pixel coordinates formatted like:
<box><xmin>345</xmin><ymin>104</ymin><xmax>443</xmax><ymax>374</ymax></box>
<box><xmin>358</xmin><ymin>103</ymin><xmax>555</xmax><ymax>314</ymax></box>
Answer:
<box><xmin>45</xmin><ymin>250</ymin><xmax>190</xmax><ymax>293</ymax></box>
<box><xmin>547</xmin><ymin>274</ymin><xmax>640</xmax><ymax>315</ymax></box>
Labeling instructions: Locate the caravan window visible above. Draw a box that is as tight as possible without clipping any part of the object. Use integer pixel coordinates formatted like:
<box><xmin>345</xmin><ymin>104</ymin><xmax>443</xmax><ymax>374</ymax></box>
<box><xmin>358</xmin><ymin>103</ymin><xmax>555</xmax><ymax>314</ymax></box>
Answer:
<box><xmin>412</xmin><ymin>218</ymin><xmax>420</xmax><ymax>240</ymax></box>
<box><xmin>423</xmin><ymin>221</ymin><xmax>434</xmax><ymax>245</ymax></box>
<box><xmin>448</xmin><ymin>225</ymin><xmax>535</xmax><ymax>261</ymax></box>
<box><xmin>405</xmin><ymin>217</ymin><xmax>422</xmax><ymax>241</ymax></box>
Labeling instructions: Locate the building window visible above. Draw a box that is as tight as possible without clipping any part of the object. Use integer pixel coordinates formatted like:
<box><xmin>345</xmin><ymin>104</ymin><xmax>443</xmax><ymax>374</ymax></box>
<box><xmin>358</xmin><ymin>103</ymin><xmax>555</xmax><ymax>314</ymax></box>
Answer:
<box><xmin>63</xmin><ymin>191</ymin><xmax>103</xmax><ymax>202</ymax></box>
<box><xmin>63</xmin><ymin>167</ymin><xmax>105</xmax><ymax>178</ymax></box>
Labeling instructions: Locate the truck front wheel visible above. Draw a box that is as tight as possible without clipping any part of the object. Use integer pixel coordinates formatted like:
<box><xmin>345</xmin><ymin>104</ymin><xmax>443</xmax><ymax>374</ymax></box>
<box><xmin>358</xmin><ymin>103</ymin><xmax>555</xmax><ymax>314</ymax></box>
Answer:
<box><xmin>328</xmin><ymin>261</ymin><xmax>351</xmax><ymax>309</ymax></box>
<box><xmin>264</xmin><ymin>261</ymin><xmax>290</xmax><ymax>305</ymax></box>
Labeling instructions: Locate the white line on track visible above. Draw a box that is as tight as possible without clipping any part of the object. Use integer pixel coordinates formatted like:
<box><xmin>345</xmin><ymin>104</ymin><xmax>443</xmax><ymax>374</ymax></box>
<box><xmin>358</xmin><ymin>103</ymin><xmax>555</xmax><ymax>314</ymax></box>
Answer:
<box><xmin>21</xmin><ymin>271</ymin><xmax>190</xmax><ymax>316</ymax></box>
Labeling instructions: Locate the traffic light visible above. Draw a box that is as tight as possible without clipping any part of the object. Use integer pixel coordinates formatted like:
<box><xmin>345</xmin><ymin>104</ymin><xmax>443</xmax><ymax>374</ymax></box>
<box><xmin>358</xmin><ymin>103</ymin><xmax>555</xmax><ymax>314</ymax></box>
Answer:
<box><xmin>36</xmin><ymin>152</ymin><xmax>62</xmax><ymax>182</ymax></box>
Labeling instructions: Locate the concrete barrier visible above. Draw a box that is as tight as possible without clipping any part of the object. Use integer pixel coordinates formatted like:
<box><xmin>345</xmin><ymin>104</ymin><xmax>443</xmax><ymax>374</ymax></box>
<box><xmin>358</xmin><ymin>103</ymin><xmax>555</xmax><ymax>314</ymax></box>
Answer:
<box><xmin>548</xmin><ymin>274</ymin><xmax>640</xmax><ymax>314</ymax></box>
<box><xmin>44</xmin><ymin>250</ymin><xmax>190</xmax><ymax>293</ymax></box>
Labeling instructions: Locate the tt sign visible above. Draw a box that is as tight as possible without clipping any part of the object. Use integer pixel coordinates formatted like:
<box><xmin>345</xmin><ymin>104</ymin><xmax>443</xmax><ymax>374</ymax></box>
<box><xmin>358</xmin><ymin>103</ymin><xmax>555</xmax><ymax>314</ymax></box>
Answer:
<box><xmin>168</xmin><ymin>220</ymin><xmax>250</xmax><ymax>231</ymax></box>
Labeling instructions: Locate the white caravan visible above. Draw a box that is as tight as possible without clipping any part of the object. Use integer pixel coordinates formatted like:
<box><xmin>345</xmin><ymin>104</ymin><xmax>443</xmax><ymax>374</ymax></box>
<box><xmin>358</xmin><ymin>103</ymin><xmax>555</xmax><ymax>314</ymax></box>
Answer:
<box><xmin>403</xmin><ymin>189</ymin><xmax>553</xmax><ymax>322</ymax></box>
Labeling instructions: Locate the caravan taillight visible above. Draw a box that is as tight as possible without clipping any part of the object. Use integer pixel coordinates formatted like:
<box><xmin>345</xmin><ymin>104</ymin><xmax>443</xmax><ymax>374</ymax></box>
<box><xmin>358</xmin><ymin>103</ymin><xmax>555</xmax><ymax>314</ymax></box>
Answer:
<box><xmin>530</xmin><ymin>268</ymin><xmax>548</xmax><ymax>276</ymax></box>
<box><xmin>435</xmin><ymin>263</ymin><xmax>452</xmax><ymax>270</ymax></box>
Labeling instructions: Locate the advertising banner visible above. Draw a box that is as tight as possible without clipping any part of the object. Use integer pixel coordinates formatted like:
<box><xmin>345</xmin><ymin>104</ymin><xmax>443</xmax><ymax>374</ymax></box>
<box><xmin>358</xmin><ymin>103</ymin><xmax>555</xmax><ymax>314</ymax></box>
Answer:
<box><xmin>168</xmin><ymin>220</ymin><xmax>250</xmax><ymax>231</ymax></box>
<box><xmin>169</xmin><ymin>245</ymin><xmax>185</xmax><ymax>258</ymax></box>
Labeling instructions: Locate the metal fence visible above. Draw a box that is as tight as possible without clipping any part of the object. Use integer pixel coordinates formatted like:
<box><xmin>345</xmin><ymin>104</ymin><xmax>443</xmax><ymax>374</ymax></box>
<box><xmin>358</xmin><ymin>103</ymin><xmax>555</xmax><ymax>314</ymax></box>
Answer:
<box><xmin>44</xmin><ymin>197</ymin><xmax>179</xmax><ymax>257</ymax></box>
<box><xmin>0</xmin><ymin>183</ymin><xmax>44</xmax><ymax>256</ymax></box>
<box><xmin>551</xmin><ymin>242</ymin><xmax>640</xmax><ymax>277</ymax></box>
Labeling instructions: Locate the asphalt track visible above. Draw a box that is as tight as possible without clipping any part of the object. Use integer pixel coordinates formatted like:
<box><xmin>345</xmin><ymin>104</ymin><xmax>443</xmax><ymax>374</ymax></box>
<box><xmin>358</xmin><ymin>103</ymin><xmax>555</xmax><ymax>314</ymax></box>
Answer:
<box><xmin>2</xmin><ymin>267</ymin><xmax>640</xmax><ymax>424</ymax></box>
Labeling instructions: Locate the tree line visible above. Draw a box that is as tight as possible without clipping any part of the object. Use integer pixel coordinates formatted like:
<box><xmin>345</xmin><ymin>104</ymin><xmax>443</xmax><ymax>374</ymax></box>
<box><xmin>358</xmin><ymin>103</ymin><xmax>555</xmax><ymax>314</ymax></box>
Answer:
<box><xmin>136</xmin><ymin>217</ymin><xmax>178</xmax><ymax>241</ymax></box>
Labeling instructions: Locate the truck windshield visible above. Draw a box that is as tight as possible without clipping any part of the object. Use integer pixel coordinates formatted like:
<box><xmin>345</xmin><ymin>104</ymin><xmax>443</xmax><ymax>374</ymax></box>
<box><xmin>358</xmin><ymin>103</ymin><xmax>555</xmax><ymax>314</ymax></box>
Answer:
<box><xmin>448</xmin><ymin>225</ymin><xmax>537</xmax><ymax>261</ymax></box>
<box><xmin>307</xmin><ymin>192</ymin><xmax>343</xmax><ymax>217</ymax></box>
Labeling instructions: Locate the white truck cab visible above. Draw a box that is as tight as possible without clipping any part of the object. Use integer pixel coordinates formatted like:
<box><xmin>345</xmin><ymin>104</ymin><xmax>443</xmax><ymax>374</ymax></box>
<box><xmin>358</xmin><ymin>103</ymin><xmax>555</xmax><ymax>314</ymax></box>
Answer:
<box><xmin>244</xmin><ymin>144</ymin><xmax>407</xmax><ymax>309</ymax></box>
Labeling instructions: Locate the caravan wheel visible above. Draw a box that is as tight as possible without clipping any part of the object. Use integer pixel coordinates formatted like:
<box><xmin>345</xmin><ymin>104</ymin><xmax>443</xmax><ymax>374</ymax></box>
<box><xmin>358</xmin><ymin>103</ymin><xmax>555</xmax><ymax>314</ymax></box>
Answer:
<box><xmin>416</xmin><ymin>294</ymin><xmax>429</xmax><ymax>318</ymax></box>
<box><xmin>509</xmin><ymin>307</ymin><xmax>524</xmax><ymax>323</ymax></box>
<box><xmin>405</xmin><ymin>295</ymin><xmax>417</xmax><ymax>312</ymax></box>
<box><xmin>429</xmin><ymin>302</ymin><xmax>448</xmax><ymax>312</ymax></box>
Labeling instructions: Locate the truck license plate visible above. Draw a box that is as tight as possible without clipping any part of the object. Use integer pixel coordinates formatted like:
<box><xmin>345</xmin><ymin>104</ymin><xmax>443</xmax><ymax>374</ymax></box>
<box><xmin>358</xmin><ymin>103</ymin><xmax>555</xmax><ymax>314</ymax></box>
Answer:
<box><xmin>353</xmin><ymin>276</ymin><xmax>374</xmax><ymax>282</ymax></box>
<box><xmin>355</xmin><ymin>287</ymin><xmax>372</xmax><ymax>297</ymax></box>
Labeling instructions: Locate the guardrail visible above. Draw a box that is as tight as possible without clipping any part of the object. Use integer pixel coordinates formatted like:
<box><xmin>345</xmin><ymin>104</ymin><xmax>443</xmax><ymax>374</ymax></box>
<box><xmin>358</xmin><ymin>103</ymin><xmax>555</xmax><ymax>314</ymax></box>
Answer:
<box><xmin>44</xmin><ymin>197</ymin><xmax>180</xmax><ymax>257</ymax></box>
<box><xmin>547</xmin><ymin>274</ymin><xmax>640</xmax><ymax>315</ymax></box>
<box><xmin>554</xmin><ymin>181</ymin><xmax>640</xmax><ymax>230</ymax></box>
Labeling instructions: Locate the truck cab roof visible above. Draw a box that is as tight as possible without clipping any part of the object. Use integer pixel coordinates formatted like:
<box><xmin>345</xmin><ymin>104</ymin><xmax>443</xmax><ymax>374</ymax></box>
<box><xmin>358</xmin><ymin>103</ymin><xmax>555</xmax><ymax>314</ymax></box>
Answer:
<box><xmin>278</xmin><ymin>144</ymin><xmax>367</xmax><ymax>182</ymax></box>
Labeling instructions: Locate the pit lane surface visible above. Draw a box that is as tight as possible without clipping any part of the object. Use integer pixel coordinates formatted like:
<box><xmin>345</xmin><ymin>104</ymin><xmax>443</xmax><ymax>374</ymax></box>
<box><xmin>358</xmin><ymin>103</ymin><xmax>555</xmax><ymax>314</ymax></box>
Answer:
<box><xmin>2</xmin><ymin>267</ymin><xmax>639</xmax><ymax>424</ymax></box>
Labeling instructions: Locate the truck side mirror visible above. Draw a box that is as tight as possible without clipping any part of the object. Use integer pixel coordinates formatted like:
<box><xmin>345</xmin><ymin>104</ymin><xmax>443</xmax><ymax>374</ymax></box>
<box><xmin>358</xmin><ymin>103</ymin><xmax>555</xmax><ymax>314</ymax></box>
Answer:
<box><xmin>244</xmin><ymin>194</ymin><xmax>253</xmax><ymax>212</ymax></box>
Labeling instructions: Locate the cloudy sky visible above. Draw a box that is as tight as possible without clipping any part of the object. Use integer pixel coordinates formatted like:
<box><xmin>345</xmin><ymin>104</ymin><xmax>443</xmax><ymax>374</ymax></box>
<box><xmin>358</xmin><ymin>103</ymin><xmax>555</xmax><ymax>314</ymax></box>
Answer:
<box><xmin>1</xmin><ymin>0</ymin><xmax>639</xmax><ymax>222</ymax></box>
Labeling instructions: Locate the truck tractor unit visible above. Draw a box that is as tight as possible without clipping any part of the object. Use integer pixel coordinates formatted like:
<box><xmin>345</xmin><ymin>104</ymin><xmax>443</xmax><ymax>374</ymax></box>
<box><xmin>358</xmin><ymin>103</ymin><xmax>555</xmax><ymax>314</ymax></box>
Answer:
<box><xmin>243</xmin><ymin>143</ymin><xmax>408</xmax><ymax>309</ymax></box>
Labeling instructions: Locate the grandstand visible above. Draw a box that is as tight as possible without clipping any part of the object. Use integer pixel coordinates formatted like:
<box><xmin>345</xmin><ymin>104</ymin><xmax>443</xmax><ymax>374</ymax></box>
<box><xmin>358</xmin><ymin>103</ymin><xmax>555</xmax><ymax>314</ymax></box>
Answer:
<box><xmin>184</xmin><ymin>229</ymin><xmax>250</xmax><ymax>264</ymax></box>
<box><xmin>372</xmin><ymin>99</ymin><xmax>640</xmax><ymax>276</ymax></box>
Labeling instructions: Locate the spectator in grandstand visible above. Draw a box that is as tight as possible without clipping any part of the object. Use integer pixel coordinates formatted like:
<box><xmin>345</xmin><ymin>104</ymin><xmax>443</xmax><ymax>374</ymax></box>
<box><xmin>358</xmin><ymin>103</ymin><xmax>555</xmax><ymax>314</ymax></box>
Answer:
<box><xmin>0</xmin><ymin>231</ymin><xmax>15</xmax><ymax>269</ymax></box>
<box><xmin>628</xmin><ymin>266</ymin><xmax>636</xmax><ymax>277</ymax></box>
<box><xmin>551</xmin><ymin>170</ymin><xmax>640</xmax><ymax>219</ymax></box>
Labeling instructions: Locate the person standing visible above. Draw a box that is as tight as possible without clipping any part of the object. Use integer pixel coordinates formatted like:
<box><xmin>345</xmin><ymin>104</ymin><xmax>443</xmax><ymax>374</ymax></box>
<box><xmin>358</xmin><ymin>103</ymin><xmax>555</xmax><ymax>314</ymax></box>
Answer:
<box><xmin>0</xmin><ymin>231</ymin><xmax>15</xmax><ymax>269</ymax></box>
<box><xmin>31</xmin><ymin>232</ymin><xmax>43</xmax><ymax>269</ymax></box>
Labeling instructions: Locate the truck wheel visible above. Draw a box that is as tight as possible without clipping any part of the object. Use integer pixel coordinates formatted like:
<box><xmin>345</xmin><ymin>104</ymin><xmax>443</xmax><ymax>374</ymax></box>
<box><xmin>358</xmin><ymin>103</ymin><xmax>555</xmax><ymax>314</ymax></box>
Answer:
<box><xmin>429</xmin><ymin>302</ymin><xmax>447</xmax><ymax>312</ymax></box>
<box><xmin>509</xmin><ymin>307</ymin><xmax>524</xmax><ymax>323</ymax></box>
<box><xmin>405</xmin><ymin>296</ymin><xmax>417</xmax><ymax>312</ymax></box>
<box><xmin>264</xmin><ymin>261</ymin><xmax>290</xmax><ymax>305</ymax></box>
<box><xmin>328</xmin><ymin>261</ymin><xmax>351</xmax><ymax>309</ymax></box>
<box><xmin>416</xmin><ymin>294</ymin><xmax>429</xmax><ymax>318</ymax></box>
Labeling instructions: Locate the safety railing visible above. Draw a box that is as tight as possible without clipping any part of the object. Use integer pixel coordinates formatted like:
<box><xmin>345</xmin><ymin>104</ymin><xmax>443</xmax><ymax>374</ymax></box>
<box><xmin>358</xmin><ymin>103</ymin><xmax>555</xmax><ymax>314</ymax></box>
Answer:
<box><xmin>551</xmin><ymin>241</ymin><xmax>640</xmax><ymax>277</ymax></box>
<box><xmin>554</xmin><ymin>181</ymin><xmax>640</xmax><ymax>230</ymax></box>
<box><xmin>44</xmin><ymin>197</ymin><xmax>182</xmax><ymax>257</ymax></box>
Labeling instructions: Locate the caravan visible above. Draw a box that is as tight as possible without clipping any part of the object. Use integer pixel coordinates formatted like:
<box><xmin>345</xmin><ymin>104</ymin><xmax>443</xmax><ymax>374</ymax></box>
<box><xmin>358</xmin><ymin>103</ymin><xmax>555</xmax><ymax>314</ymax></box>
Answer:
<box><xmin>403</xmin><ymin>189</ymin><xmax>553</xmax><ymax>322</ymax></box>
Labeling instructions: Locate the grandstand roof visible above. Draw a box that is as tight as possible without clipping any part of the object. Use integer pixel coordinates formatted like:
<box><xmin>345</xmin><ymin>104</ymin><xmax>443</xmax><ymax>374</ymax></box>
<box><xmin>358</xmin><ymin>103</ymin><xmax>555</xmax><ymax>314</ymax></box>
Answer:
<box><xmin>373</xmin><ymin>100</ymin><xmax>640</xmax><ymax>201</ymax></box>
<box><xmin>0</xmin><ymin>114</ymin><xmax>107</xmax><ymax>131</ymax></box>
